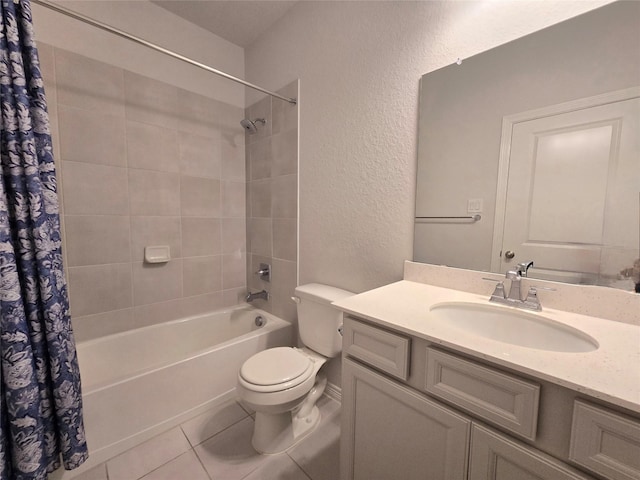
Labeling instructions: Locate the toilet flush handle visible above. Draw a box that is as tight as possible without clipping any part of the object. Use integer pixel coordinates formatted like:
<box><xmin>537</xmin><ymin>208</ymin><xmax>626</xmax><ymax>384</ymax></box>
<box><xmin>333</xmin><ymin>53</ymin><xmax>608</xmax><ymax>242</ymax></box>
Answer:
<box><xmin>291</xmin><ymin>296</ymin><xmax>301</xmax><ymax>304</ymax></box>
<box><xmin>338</xmin><ymin>324</ymin><xmax>343</xmax><ymax>336</ymax></box>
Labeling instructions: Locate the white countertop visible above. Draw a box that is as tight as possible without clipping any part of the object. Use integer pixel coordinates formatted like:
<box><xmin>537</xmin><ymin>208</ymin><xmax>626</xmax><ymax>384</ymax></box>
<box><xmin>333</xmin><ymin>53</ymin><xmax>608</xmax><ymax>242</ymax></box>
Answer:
<box><xmin>333</xmin><ymin>280</ymin><xmax>640</xmax><ymax>414</ymax></box>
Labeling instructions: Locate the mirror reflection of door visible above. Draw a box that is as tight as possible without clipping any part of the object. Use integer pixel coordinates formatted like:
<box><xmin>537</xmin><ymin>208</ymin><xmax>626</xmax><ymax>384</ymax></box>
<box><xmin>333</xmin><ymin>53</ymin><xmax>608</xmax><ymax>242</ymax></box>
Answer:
<box><xmin>493</xmin><ymin>89</ymin><xmax>640</xmax><ymax>288</ymax></box>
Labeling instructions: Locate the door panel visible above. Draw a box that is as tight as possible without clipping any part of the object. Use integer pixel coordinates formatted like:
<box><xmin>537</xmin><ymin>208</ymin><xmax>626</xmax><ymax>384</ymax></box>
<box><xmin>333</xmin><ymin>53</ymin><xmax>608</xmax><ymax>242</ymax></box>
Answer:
<box><xmin>499</xmin><ymin>96</ymin><xmax>639</xmax><ymax>283</ymax></box>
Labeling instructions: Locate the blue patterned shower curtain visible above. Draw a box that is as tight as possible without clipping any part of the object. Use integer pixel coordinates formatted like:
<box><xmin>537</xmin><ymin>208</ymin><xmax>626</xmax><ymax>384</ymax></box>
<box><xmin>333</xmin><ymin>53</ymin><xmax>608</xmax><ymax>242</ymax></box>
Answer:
<box><xmin>0</xmin><ymin>1</ymin><xmax>88</xmax><ymax>478</ymax></box>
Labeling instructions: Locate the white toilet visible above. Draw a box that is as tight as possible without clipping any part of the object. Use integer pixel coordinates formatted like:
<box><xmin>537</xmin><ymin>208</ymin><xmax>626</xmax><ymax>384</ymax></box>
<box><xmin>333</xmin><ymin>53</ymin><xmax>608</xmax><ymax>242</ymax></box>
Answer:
<box><xmin>236</xmin><ymin>283</ymin><xmax>354</xmax><ymax>454</ymax></box>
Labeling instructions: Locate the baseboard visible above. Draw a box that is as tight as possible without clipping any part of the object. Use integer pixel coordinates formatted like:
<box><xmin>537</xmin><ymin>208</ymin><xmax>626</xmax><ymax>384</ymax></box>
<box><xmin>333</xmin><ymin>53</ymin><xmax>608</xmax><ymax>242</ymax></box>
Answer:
<box><xmin>324</xmin><ymin>381</ymin><xmax>342</xmax><ymax>403</ymax></box>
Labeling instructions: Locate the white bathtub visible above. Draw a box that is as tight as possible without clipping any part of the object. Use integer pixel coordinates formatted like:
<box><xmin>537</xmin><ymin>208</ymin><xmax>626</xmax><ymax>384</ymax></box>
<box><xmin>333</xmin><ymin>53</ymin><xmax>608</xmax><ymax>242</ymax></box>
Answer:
<box><xmin>61</xmin><ymin>305</ymin><xmax>292</xmax><ymax>477</ymax></box>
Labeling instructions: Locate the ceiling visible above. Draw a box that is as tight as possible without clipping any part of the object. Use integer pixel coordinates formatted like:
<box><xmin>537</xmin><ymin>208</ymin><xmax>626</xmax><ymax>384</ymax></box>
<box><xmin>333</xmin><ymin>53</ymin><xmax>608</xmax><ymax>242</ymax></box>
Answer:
<box><xmin>152</xmin><ymin>0</ymin><xmax>298</xmax><ymax>48</ymax></box>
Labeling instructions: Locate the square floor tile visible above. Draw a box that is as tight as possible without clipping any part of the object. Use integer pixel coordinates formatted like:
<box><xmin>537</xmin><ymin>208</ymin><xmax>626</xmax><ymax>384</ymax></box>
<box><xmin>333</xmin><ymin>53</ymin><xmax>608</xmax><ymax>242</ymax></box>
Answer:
<box><xmin>139</xmin><ymin>451</ymin><xmax>209</xmax><ymax>480</ymax></box>
<box><xmin>180</xmin><ymin>400</ymin><xmax>249</xmax><ymax>447</ymax></box>
<box><xmin>194</xmin><ymin>417</ymin><xmax>267</xmax><ymax>480</ymax></box>
<box><xmin>244</xmin><ymin>454</ymin><xmax>311</xmax><ymax>480</ymax></box>
<box><xmin>71</xmin><ymin>463</ymin><xmax>108</xmax><ymax>480</ymax></box>
<box><xmin>288</xmin><ymin>397</ymin><xmax>341</xmax><ymax>480</ymax></box>
<box><xmin>106</xmin><ymin>427</ymin><xmax>191</xmax><ymax>480</ymax></box>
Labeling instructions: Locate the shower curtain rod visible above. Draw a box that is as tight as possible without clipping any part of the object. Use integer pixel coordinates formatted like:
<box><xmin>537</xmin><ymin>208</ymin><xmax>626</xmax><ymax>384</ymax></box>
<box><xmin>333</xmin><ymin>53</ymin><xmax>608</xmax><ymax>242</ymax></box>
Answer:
<box><xmin>31</xmin><ymin>0</ymin><xmax>297</xmax><ymax>105</ymax></box>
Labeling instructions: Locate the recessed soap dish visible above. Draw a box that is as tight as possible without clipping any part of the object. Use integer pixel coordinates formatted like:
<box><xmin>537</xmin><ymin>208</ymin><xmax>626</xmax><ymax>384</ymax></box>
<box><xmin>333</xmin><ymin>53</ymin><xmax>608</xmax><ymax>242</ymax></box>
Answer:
<box><xmin>144</xmin><ymin>245</ymin><xmax>170</xmax><ymax>264</ymax></box>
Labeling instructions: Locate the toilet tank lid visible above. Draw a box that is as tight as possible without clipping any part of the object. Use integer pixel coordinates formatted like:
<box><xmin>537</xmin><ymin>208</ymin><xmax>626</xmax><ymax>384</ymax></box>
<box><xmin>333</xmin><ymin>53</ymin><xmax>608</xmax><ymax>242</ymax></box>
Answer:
<box><xmin>295</xmin><ymin>283</ymin><xmax>355</xmax><ymax>304</ymax></box>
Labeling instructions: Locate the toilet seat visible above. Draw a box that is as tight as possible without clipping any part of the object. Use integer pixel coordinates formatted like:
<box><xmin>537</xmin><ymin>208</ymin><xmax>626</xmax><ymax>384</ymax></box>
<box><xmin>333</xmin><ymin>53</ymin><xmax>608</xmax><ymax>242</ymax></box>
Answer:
<box><xmin>239</xmin><ymin>347</ymin><xmax>314</xmax><ymax>393</ymax></box>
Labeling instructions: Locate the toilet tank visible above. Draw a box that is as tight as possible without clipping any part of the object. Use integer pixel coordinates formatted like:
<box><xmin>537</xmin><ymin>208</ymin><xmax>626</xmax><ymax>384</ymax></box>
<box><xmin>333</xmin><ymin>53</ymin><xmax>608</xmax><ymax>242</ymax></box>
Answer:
<box><xmin>295</xmin><ymin>283</ymin><xmax>354</xmax><ymax>358</ymax></box>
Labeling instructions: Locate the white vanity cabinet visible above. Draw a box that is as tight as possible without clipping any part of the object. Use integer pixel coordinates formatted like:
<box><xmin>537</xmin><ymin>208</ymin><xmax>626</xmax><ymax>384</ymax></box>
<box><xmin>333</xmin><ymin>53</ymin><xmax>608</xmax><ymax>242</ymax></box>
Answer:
<box><xmin>341</xmin><ymin>316</ymin><xmax>602</xmax><ymax>480</ymax></box>
<box><xmin>469</xmin><ymin>424</ymin><xmax>594</xmax><ymax>480</ymax></box>
<box><xmin>341</xmin><ymin>358</ymin><xmax>471</xmax><ymax>480</ymax></box>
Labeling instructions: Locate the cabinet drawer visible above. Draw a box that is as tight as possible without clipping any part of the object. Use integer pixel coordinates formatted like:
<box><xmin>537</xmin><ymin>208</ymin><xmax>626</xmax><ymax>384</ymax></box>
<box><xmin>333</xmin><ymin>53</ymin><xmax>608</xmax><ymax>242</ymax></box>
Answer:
<box><xmin>425</xmin><ymin>348</ymin><xmax>540</xmax><ymax>440</ymax></box>
<box><xmin>569</xmin><ymin>400</ymin><xmax>640</xmax><ymax>480</ymax></box>
<box><xmin>343</xmin><ymin>317</ymin><xmax>410</xmax><ymax>380</ymax></box>
<box><xmin>470</xmin><ymin>424</ymin><xmax>593</xmax><ymax>480</ymax></box>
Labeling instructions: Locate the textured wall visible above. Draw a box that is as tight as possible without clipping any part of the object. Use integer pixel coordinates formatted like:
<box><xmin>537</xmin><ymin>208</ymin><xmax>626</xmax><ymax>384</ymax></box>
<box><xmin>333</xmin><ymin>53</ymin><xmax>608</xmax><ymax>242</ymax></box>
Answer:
<box><xmin>245</xmin><ymin>0</ymin><xmax>613</xmax><ymax>388</ymax></box>
<box><xmin>245</xmin><ymin>0</ymin><xmax>613</xmax><ymax>294</ymax></box>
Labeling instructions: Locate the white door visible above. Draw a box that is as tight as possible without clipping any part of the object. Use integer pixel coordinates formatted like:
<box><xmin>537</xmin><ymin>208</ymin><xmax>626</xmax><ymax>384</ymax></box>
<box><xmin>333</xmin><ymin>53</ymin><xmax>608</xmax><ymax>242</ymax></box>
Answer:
<box><xmin>495</xmin><ymin>93</ymin><xmax>639</xmax><ymax>284</ymax></box>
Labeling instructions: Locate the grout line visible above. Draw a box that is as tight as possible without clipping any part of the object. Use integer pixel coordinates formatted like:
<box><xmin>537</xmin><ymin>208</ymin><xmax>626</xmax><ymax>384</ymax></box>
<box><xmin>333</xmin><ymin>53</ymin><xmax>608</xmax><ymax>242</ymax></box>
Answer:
<box><xmin>192</xmin><ymin>447</ymin><xmax>214</xmax><ymax>480</ymax></box>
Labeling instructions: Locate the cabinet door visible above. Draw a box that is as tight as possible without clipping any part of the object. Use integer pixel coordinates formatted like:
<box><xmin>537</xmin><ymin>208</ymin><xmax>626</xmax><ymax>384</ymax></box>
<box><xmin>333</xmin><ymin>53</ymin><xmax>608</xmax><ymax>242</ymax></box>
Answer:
<box><xmin>341</xmin><ymin>358</ymin><xmax>470</xmax><ymax>480</ymax></box>
<box><xmin>469</xmin><ymin>425</ymin><xmax>593</xmax><ymax>480</ymax></box>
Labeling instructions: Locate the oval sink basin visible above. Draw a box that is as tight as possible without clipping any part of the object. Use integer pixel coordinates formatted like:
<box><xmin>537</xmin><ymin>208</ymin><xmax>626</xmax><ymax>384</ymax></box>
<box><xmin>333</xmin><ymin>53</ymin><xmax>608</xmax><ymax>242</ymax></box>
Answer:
<box><xmin>429</xmin><ymin>302</ymin><xmax>598</xmax><ymax>352</ymax></box>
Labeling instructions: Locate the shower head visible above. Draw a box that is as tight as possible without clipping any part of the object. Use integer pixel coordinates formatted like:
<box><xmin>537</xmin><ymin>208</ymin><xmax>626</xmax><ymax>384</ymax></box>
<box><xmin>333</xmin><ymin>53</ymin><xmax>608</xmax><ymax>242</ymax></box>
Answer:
<box><xmin>240</xmin><ymin>118</ymin><xmax>266</xmax><ymax>134</ymax></box>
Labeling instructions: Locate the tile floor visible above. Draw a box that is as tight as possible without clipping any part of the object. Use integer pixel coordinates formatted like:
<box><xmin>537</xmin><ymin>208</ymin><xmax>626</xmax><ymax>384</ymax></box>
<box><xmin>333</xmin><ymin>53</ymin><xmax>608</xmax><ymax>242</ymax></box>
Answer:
<box><xmin>75</xmin><ymin>396</ymin><xmax>341</xmax><ymax>480</ymax></box>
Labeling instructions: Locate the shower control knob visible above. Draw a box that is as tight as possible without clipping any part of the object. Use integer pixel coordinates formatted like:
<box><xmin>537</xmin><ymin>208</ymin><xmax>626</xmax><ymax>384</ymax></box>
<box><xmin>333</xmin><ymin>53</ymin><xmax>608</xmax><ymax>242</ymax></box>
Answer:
<box><xmin>504</xmin><ymin>250</ymin><xmax>515</xmax><ymax>259</ymax></box>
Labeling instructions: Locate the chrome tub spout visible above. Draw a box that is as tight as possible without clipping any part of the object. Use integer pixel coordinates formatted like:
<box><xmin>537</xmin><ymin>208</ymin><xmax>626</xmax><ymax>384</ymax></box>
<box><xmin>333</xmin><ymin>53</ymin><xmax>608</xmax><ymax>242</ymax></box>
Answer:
<box><xmin>246</xmin><ymin>290</ymin><xmax>269</xmax><ymax>302</ymax></box>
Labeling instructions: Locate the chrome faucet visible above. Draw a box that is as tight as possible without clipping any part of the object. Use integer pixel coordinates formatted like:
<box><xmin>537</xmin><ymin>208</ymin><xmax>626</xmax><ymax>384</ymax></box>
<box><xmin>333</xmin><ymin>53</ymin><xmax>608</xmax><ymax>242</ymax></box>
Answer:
<box><xmin>245</xmin><ymin>290</ymin><xmax>269</xmax><ymax>302</ymax></box>
<box><xmin>489</xmin><ymin>261</ymin><xmax>543</xmax><ymax>311</ymax></box>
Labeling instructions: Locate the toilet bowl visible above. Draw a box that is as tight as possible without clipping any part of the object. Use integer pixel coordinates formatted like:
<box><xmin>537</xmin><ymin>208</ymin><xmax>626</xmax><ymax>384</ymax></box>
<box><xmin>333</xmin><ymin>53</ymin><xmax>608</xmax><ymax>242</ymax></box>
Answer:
<box><xmin>236</xmin><ymin>283</ymin><xmax>354</xmax><ymax>454</ymax></box>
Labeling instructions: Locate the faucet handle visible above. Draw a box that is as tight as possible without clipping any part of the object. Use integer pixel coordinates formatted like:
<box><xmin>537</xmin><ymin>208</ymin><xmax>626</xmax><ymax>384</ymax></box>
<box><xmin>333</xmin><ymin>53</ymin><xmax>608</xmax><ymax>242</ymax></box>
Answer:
<box><xmin>523</xmin><ymin>285</ymin><xmax>556</xmax><ymax>311</ymax></box>
<box><xmin>523</xmin><ymin>287</ymin><xmax>542</xmax><ymax>311</ymax></box>
<box><xmin>489</xmin><ymin>282</ymin><xmax>507</xmax><ymax>301</ymax></box>
<box><xmin>482</xmin><ymin>277</ymin><xmax>507</xmax><ymax>300</ymax></box>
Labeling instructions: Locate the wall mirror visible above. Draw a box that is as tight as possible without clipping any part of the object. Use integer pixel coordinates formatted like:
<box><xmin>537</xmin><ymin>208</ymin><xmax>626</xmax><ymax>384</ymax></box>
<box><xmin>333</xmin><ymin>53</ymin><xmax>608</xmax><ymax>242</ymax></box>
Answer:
<box><xmin>414</xmin><ymin>1</ymin><xmax>639</xmax><ymax>291</ymax></box>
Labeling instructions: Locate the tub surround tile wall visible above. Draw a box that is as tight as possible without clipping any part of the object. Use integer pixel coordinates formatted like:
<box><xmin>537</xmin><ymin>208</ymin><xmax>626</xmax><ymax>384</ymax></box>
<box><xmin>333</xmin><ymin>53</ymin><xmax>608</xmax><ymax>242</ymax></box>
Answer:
<box><xmin>246</xmin><ymin>81</ymin><xmax>299</xmax><ymax>324</ymax></box>
<box><xmin>40</xmin><ymin>44</ymin><xmax>247</xmax><ymax>341</ymax></box>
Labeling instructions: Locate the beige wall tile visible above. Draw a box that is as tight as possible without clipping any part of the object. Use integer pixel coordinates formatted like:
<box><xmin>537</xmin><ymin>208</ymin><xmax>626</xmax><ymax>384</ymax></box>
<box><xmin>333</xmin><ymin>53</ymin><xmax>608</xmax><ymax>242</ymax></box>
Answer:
<box><xmin>68</xmin><ymin>264</ymin><xmax>132</xmax><ymax>317</ymax></box>
<box><xmin>176</xmin><ymin>89</ymin><xmax>219</xmax><ymax>137</ymax></box>
<box><xmin>249</xmin><ymin>218</ymin><xmax>272</xmax><ymax>257</ymax></box>
<box><xmin>50</xmin><ymin>44</ymin><xmax>264</xmax><ymax>340</ymax></box>
<box><xmin>249</xmin><ymin>180</ymin><xmax>271</xmax><ymax>218</ymax></box>
<box><xmin>210</xmin><ymin>99</ymin><xmax>245</xmax><ymax>133</ymax></box>
<box><xmin>271</xmin><ymin>174</ymin><xmax>297</xmax><ymax>218</ymax></box>
<box><xmin>129</xmin><ymin>170</ymin><xmax>180</xmax><ymax>216</ymax></box>
<box><xmin>271</xmin><ymin>258</ymin><xmax>298</xmax><ymax>302</ymax></box>
<box><xmin>222</xmin><ymin>287</ymin><xmax>247</xmax><ymax>306</ymax></box>
<box><xmin>55</xmin><ymin>49</ymin><xmax>124</xmax><ymax>116</ymax></box>
<box><xmin>183</xmin><ymin>256</ymin><xmax>222</xmax><ymax>297</ymax></box>
<box><xmin>221</xmin><ymin>140</ymin><xmax>245</xmax><ymax>181</ymax></box>
<box><xmin>223</xmin><ymin>252</ymin><xmax>247</xmax><ymax>290</ymax></box>
<box><xmin>180</xmin><ymin>176</ymin><xmax>220</xmax><ymax>217</ymax></box>
<box><xmin>130</xmin><ymin>216</ymin><xmax>182</xmax><ymax>262</ymax></box>
<box><xmin>222</xmin><ymin>181</ymin><xmax>246</xmax><ymax>218</ymax></box>
<box><xmin>180</xmin><ymin>292</ymin><xmax>225</xmax><ymax>318</ymax></box>
<box><xmin>72</xmin><ymin>308</ymin><xmax>133</xmax><ymax>343</ymax></box>
<box><xmin>58</xmin><ymin>106</ymin><xmax>126</xmax><ymax>167</ymax></box>
<box><xmin>182</xmin><ymin>218</ymin><xmax>221</xmax><ymax>257</ymax></box>
<box><xmin>179</xmin><ymin>132</ymin><xmax>221</xmax><ymax>179</ymax></box>
<box><xmin>124</xmin><ymin>71</ymin><xmax>179</xmax><ymax>129</ymax></box>
<box><xmin>246</xmin><ymin>96</ymin><xmax>272</xmax><ymax>143</ymax></box>
<box><xmin>65</xmin><ymin>215</ymin><xmax>131</xmax><ymax>266</ymax></box>
<box><xmin>248</xmin><ymin>137</ymin><xmax>272</xmax><ymax>180</ymax></box>
<box><xmin>132</xmin><ymin>298</ymin><xmax>184</xmax><ymax>330</ymax></box>
<box><xmin>273</xmin><ymin>218</ymin><xmax>297</xmax><ymax>262</ymax></box>
<box><xmin>126</xmin><ymin>121</ymin><xmax>179</xmax><ymax>173</ymax></box>
<box><xmin>221</xmin><ymin>218</ymin><xmax>246</xmax><ymax>254</ymax></box>
<box><xmin>132</xmin><ymin>260</ymin><xmax>183</xmax><ymax>306</ymax></box>
<box><xmin>271</xmin><ymin>129</ymin><xmax>298</xmax><ymax>176</ymax></box>
<box><xmin>271</xmin><ymin>293</ymin><xmax>298</xmax><ymax>324</ymax></box>
<box><xmin>272</xmin><ymin>82</ymin><xmax>299</xmax><ymax>135</ymax></box>
<box><xmin>62</xmin><ymin>162</ymin><xmax>129</xmax><ymax>215</ymax></box>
